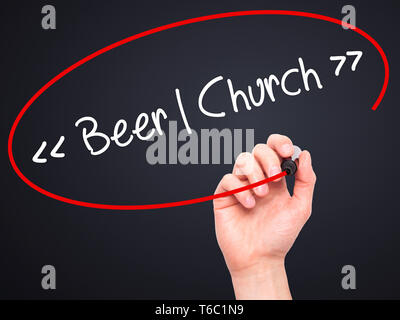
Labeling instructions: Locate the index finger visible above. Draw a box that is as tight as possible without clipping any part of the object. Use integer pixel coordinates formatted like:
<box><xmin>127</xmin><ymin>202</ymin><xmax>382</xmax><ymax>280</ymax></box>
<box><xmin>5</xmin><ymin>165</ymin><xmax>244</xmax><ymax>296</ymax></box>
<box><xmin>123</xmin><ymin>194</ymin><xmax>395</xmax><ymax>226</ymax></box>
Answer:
<box><xmin>266</xmin><ymin>134</ymin><xmax>294</xmax><ymax>159</ymax></box>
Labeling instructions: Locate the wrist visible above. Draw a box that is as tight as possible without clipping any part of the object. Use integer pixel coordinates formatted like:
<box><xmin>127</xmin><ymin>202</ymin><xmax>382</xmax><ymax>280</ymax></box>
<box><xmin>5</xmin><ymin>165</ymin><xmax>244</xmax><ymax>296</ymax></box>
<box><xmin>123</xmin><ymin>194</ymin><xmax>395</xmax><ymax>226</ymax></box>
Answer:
<box><xmin>230</xmin><ymin>258</ymin><xmax>292</xmax><ymax>300</ymax></box>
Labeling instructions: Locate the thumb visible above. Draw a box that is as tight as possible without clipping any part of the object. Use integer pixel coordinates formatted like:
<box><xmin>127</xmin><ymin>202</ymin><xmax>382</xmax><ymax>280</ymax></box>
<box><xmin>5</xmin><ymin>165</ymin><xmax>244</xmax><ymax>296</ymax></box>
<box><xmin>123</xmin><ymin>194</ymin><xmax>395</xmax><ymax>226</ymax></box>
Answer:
<box><xmin>292</xmin><ymin>150</ymin><xmax>317</xmax><ymax>215</ymax></box>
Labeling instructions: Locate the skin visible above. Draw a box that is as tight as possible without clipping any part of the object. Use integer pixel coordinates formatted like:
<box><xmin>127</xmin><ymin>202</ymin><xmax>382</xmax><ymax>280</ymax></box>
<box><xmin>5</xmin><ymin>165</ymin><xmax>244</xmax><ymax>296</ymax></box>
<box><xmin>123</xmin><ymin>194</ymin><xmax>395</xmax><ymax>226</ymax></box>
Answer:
<box><xmin>213</xmin><ymin>134</ymin><xmax>317</xmax><ymax>300</ymax></box>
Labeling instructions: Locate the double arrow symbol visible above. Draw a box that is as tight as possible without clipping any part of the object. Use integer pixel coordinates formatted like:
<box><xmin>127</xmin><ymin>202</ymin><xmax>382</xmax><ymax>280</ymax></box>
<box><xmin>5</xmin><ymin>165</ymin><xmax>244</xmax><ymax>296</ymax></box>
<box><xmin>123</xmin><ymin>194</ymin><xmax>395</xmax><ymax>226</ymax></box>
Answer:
<box><xmin>329</xmin><ymin>50</ymin><xmax>363</xmax><ymax>76</ymax></box>
<box><xmin>32</xmin><ymin>136</ymin><xmax>65</xmax><ymax>164</ymax></box>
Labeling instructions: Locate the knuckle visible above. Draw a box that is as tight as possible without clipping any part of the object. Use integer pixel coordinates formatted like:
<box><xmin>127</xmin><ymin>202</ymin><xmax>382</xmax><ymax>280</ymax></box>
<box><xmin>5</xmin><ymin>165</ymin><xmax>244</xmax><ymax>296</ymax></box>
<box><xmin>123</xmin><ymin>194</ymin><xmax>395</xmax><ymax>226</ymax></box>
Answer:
<box><xmin>234</xmin><ymin>153</ymin><xmax>253</xmax><ymax>175</ymax></box>
<box><xmin>239</xmin><ymin>151</ymin><xmax>251</xmax><ymax>157</ymax></box>
<box><xmin>310</xmin><ymin>172</ymin><xmax>317</xmax><ymax>184</ymax></box>
<box><xmin>263</xmin><ymin>146</ymin><xmax>277</xmax><ymax>162</ymax></box>
<box><xmin>222</xmin><ymin>173</ymin><xmax>233</xmax><ymax>182</ymax></box>
<box><xmin>266</xmin><ymin>145</ymin><xmax>277</xmax><ymax>156</ymax></box>
<box><xmin>283</xmin><ymin>135</ymin><xmax>293</xmax><ymax>145</ymax></box>
<box><xmin>216</xmin><ymin>174</ymin><xmax>233</xmax><ymax>194</ymax></box>
<box><xmin>268</xmin><ymin>133</ymin><xmax>292</xmax><ymax>146</ymax></box>
<box><xmin>253</xmin><ymin>143</ymin><xmax>266</xmax><ymax>156</ymax></box>
<box><xmin>266</xmin><ymin>134</ymin><xmax>278</xmax><ymax>144</ymax></box>
<box><xmin>236</xmin><ymin>151</ymin><xmax>251</xmax><ymax>164</ymax></box>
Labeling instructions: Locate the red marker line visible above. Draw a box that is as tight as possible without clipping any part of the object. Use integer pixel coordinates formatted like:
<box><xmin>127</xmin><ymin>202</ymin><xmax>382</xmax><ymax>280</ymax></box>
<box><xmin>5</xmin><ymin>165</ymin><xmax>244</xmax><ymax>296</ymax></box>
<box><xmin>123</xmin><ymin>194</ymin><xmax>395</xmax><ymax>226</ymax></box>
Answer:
<box><xmin>17</xmin><ymin>171</ymin><xmax>287</xmax><ymax>211</ymax></box>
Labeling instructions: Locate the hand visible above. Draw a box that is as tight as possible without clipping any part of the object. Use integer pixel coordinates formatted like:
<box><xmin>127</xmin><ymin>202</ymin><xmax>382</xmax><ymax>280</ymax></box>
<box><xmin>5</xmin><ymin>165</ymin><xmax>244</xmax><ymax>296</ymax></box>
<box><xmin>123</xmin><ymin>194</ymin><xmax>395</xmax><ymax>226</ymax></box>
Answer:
<box><xmin>213</xmin><ymin>134</ymin><xmax>316</xmax><ymax>299</ymax></box>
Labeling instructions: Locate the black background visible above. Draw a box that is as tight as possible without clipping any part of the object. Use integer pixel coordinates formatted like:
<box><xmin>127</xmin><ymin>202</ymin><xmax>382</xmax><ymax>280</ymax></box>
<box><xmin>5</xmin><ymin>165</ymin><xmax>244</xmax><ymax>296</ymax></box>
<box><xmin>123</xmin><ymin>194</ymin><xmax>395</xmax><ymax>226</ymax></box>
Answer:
<box><xmin>1</xmin><ymin>0</ymin><xmax>399</xmax><ymax>299</ymax></box>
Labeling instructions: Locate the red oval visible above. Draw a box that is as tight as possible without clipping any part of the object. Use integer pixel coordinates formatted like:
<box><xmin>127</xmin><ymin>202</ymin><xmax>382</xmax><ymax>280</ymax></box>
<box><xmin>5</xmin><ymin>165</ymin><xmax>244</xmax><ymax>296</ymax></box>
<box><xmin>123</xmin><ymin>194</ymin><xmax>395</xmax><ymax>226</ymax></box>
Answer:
<box><xmin>8</xmin><ymin>10</ymin><xmax>390</xmax><ymax>210</ymax></box>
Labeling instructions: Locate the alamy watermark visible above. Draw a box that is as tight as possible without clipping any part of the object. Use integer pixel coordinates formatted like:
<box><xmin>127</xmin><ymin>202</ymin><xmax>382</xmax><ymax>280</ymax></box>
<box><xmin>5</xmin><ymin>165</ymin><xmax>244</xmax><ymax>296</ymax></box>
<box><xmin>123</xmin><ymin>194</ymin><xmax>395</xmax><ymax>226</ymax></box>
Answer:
<box><xmin>146</xmin><ymin>121</ymin><xmax>254</xmax><ymax>165</ymax></box>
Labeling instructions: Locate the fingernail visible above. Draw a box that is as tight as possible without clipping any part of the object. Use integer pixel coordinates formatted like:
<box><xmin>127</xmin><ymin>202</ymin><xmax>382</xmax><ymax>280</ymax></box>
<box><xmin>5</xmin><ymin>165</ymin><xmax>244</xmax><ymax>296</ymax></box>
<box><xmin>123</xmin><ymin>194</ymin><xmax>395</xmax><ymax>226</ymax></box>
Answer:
<box><xmin>255</xmin><ymin>184</ymin><xmax>267</xmax><ymax>194</ymax></box>
<box><xmin>236</xmin><ymin>156</ymin><xmax>245</xmax><ymax>167</ymax></box>
<box><xmin>245</xmin><ymin>196</ymin><xmax>256</xmax><ymax>207</ymax></box>
<box><xmin>282</xmin><ymin>144</ymin><xmax>292</xmax><ymax>156</ymax></box>
<box><xmin>268</xmin><ymin>165</ymin><xmax>281</xmax><ymax>177</ymax></box>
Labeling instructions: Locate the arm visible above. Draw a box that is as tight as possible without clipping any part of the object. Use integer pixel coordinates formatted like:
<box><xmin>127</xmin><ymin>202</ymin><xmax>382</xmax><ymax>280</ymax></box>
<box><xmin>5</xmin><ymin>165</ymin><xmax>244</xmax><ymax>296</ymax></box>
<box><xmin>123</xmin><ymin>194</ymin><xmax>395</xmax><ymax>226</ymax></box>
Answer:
<box><xmin>213</xmin><ymin>134</ymin><xmax>317</xmax><ymax>300</ymax></box>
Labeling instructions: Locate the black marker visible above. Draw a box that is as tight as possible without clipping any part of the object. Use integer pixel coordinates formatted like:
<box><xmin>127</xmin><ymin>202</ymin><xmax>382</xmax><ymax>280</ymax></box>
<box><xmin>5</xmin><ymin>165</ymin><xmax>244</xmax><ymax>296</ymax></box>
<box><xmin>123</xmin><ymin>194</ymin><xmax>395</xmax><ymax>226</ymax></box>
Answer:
<box><xmin>281</xmin><ymin>146</ymin><xmax>302</xmax><ymax>176</ymax></box>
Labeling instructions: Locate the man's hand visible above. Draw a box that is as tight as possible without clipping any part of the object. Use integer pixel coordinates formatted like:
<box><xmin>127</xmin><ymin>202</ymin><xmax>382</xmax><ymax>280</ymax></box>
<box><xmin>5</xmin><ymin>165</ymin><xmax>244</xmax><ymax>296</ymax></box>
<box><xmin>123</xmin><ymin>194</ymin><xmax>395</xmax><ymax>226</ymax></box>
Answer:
<box><xmin>213</xmin><ymin>134</ymin><xmax>316</xmax><ymax>300</ymax></box>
